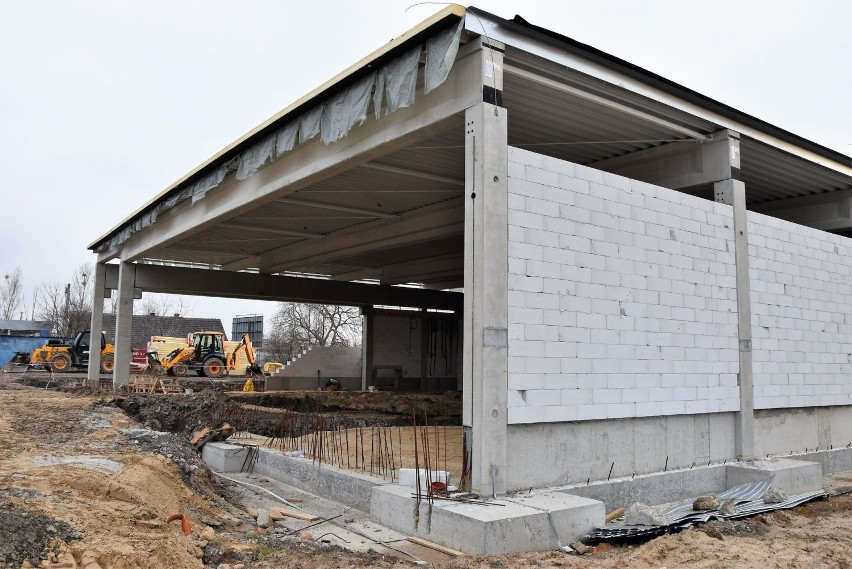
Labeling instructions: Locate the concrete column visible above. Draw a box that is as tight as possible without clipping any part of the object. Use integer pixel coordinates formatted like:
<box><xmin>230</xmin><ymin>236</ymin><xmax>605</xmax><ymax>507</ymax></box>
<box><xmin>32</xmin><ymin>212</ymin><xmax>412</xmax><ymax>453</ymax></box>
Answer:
<box><xmin>463</xmin><ymin>101</ymin><xmax>509</xmax><ymax>495</ymax></box>
<box><xmin>112</xmin><ymin>261</ymin><xmax>135</xmax><ymax>389</ymax></box>
<box><xmin>715</xmin><ymin>177</ymin><xmax>755</xmax><ymax>460</ymax></box>
<box><xmin>420</xmin><ymin>309</ymin><xmax>428</xmax><ymax>391</ymax></box>
<box><xmin>86</xmin><ymin>262</ymin><xmax>107</xmax><ymax>388</ymax></box>
<box><xmin>361</xmin><ymin>307</ymin><xmax>374</xmax><ymax>391</ymax></box>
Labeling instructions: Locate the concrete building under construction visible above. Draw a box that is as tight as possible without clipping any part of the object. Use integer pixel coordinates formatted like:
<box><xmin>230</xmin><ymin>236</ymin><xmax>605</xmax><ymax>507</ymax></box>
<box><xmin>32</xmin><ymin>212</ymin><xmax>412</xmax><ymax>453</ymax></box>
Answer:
<box><xmin>87</xmin><ymin>5</ymin><xmax>852</xmax><ymax>553</ymax></box>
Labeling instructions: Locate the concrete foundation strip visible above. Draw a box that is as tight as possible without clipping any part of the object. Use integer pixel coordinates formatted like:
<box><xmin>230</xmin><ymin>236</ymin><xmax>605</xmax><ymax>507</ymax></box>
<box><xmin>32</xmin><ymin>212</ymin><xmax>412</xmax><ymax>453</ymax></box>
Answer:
<box><xmin>503</xmin><ymin>497</ymin><xmax>564</xmax><ymax>549</ymax></box>
<box><xmin>409</xmin><ymin>493</ymin><xmax>503</xmax><ymax>506</ymax></box>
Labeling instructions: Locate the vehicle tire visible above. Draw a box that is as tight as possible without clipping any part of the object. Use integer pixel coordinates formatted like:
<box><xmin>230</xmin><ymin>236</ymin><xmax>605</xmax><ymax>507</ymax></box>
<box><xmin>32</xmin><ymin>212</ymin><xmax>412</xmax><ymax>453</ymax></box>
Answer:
<box><xmin>172</xmin><ymin>363</ymin><xmax>188</xmax><ymax>377</ymax></box>
<box><xmin>203</xmin><ymin>357</ymin><xmax>225</xmax><ymax>378</ymax></box>
<box><xmin>100</xmin><ymin>354</ymin><xmax>115</xmax><ymax>374</ymax></box>
<box><xmin>50</xmin><ymin>352</ymin><xmax>72</xmax><ymax>372</ymax></box>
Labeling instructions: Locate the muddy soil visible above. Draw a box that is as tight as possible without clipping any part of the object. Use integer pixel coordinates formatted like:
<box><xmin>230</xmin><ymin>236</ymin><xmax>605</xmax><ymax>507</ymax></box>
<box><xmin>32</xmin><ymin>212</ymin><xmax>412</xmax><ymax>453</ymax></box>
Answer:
<box><xmin>233</xmin><ymin>390</ymin><xmax>462</xmax><ymax>421</ymax></box>
<box><xmin>111</xmin><ymin>389</ymin><xmax>462</xmax><ymax>444</ymax></box>
<box><xmin>3</xmin><ymin>372</ymin><xmax>852</xmax><ymax>568</ymax></box>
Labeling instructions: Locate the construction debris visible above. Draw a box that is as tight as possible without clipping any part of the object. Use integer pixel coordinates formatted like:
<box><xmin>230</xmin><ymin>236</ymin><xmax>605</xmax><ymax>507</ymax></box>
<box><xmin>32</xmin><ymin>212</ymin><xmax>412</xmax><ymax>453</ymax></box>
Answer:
<box><xmin>693</xmin><ymin>495</ymin><xmax>721</xmax><ymax>510</ymax></box>
<box><xmin>719</xmin><ymin>498</ymin><xmax>737</xmax><ymax>515</ymax></box>
<box><xmin>624</xmin><ymin>502</ymin><xmax>669</xmax><ymax>526</ymax></box>
<box><xmin>763</xmin><ymin>487</ymin><xmax>787</xmax><ymax>504</ymax></box>
<box><xmin>190</xmin><ymin>423</ymin><xmax>235</xmax><ymax>450</ymax></box>
<box><xmin>406</xmin><ymin>536</ymin><xmax>464</xmax><ymax>556</ymax></box>
<box><xmin>588</xmin><ymin>480</ymin><xmax>827</xmax><ymax>542</ymax></box>
<box><xmin>269</xmin><ymin>507</ymin><xmax>319</xmax><ymax>522</ymax></box>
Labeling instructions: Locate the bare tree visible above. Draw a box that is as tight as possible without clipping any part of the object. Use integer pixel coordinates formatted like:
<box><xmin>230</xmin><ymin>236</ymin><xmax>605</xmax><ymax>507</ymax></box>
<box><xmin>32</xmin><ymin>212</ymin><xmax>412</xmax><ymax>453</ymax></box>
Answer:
<box><xmin>137</xmin><ymin>293</ymin><xmax>195</xmax><ymax>317</ymax></box>
<box><xmin>35</xmin><ymin>263</ymin><xmax>93</xmax><ymax>336</ymax></box>
<box><xmin>264</xmin><ymin>320</ymin><xmax>305</xmax><ymax>364</ymax></box>
<box><xmin>0</xmin><ymin>268</ymin><xmax>24</xmax><ymax>320</ymax></box>
<box><xmin>266</xmin><ymin>302</ymin><xmax>361</xmax><ymax>361</ymax></box>
<box><xmin>104</xmin><ymin>291</ymin><xmax>117</xmax><ymax>315</ymax></box>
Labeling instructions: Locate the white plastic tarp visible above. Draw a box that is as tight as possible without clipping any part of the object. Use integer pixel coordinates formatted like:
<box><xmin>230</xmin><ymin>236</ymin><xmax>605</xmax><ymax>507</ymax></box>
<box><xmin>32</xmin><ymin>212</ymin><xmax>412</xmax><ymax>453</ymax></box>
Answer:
<box><xmin>373</xmin><ymin>69</ymin><xmax>385</xmax><ymax>120</ymax></box>
<box><xmin>380</xmin><ymin>47</ymin><xmax>420</xmax><ymax>114</ymax></box>
<box><xmin>274</xmin><ymin>122</ymin><xmax>298</xmax><ymax>157</ymax></box>
<box><xmin>298</xmin><ymin>106</ymin><xmax>322</xmax><ymax>144</ymax></box>
<box><xmin>236</xmin><ymin>135</ymin><xmax>275</xmax><ymax>180</ymax></box>
<box><xmin>321</xmin><ymin>72</ymin><xmax>376</xmax><ymax>144</ymax></box>
<box><xmin>425</xmin><ymin>20</ymin><xmax>464</xmax><ymax>94</ymax></box>
<box><xmin>189</xmin><ymin>164</ymin><xmax>230</xmax><ymax>204</ymax></box>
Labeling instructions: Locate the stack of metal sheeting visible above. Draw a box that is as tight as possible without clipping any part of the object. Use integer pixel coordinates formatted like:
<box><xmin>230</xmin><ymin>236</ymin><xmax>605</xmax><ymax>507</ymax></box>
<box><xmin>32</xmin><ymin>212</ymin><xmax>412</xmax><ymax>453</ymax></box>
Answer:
<box><xmin>587</xmin><ymin>479</ymin><xmax>826</xmax><ymax>542</ymax></box>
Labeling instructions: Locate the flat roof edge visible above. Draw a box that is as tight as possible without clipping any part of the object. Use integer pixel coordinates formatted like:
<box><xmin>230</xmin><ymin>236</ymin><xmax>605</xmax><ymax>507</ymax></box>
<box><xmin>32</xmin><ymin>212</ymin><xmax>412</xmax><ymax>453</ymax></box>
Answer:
<box><xmin>89</xmin><ymin>4</ymin><xmax>466</xmax><ymax>251</ymax></box>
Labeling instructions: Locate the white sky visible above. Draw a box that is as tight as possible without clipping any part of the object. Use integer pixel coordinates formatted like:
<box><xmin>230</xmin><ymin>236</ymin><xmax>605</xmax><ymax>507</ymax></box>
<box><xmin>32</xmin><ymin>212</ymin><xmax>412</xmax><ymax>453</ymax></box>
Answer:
<box><xmin>1</xmin><ymin>0</ymin><xmax>849</xmax><ymax>333</ymax></box>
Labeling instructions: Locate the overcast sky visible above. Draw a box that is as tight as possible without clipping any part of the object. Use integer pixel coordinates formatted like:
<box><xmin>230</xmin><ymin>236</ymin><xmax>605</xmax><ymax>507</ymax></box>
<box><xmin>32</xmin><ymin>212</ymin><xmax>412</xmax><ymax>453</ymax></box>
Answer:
<box><xmin>1</xmin><ymin>0</ymin><xmax>849</xmax><ymax>333</ymax></box>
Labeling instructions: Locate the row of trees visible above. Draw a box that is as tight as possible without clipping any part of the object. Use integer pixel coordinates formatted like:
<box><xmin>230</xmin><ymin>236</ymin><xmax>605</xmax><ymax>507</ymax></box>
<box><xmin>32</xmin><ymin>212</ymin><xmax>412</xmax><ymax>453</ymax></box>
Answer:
<box><xmin>1</xmin><ymin>265</ymin><xmax>93</xmax><ymax>336</ymax></box>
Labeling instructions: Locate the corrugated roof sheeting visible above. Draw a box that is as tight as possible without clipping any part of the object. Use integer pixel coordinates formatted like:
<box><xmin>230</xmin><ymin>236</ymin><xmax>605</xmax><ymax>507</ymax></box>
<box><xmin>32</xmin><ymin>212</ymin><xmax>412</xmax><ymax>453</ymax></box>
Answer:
<box><xmin>741</xmin><ymin>137</ymin><xmax>851</xmax><ymax>205</ymax></box>
<box><xmin>503</xmin><ymin>69</ymin><xmax>705</xmax><ymax>165</ymax></box>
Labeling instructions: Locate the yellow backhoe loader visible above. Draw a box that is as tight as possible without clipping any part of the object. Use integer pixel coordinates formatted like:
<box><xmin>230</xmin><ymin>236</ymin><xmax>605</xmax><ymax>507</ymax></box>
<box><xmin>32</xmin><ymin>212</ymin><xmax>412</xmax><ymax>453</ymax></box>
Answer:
<box><xmin>146</xmin><ymin>331</ymin><xmax>261</xmax><ymax>378</ymax></box>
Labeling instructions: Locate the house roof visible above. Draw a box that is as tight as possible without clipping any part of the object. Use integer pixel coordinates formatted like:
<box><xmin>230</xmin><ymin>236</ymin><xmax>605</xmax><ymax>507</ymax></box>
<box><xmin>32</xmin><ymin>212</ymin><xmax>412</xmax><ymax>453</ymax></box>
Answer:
<box><xmin>102</xmin><ymin>314</ymin><xmax>226</xmax><ymax>349</ymax></box>
<box><xmin>0</xmin><ymin>320</ymin><xmax>52</xmax><ymax>333</ymax></box>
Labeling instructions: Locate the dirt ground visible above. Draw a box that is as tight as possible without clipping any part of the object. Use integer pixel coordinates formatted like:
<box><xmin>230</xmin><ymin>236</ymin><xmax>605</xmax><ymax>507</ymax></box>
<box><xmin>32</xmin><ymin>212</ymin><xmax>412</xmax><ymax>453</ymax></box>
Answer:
<box><xmin>1</xmin><ymin>372</ymin><xmax>851</xmax><ymax>568</ymax></box>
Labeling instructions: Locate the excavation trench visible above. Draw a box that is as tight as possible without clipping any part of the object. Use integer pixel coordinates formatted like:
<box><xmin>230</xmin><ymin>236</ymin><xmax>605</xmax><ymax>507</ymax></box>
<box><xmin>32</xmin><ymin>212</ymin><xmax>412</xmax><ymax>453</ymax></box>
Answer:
<box><xmin>112</xmin><ymin>388</ymin><xmax>465</xmax><ymax>484</ymax></box>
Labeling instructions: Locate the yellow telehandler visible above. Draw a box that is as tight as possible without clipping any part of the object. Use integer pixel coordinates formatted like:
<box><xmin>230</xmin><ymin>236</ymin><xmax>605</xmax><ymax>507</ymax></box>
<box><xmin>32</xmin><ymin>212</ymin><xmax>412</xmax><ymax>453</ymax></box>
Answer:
<box><xmin>30</xmin><ymin>330</ymin><xmax>115</xmax><ymax>373</ymax></box>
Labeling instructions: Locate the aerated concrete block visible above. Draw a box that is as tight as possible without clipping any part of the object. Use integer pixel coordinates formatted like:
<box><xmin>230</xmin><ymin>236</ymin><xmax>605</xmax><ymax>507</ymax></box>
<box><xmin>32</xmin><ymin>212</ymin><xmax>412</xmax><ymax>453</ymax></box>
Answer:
<box><xmin>398</xmin><ymin>469</ymin><xmax>450</xmax><ymax>488</ymax></box>
<box><xmin>726</xmin><ymin>457</ymin><xmax>822</xmax><ymax>495</ymax></box>
<box><xmin>201</xmin><ymin>442</ymin><xmax>249</xmax><ymax>473</ymax></box>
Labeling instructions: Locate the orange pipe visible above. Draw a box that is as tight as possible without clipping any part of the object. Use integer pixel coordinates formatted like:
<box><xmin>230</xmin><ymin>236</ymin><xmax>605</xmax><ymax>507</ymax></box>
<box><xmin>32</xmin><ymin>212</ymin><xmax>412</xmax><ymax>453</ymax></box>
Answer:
<box><xmin>165</xmin><ymin>512</ymin><xmax>192</xmax><ymax>536</ymax></box>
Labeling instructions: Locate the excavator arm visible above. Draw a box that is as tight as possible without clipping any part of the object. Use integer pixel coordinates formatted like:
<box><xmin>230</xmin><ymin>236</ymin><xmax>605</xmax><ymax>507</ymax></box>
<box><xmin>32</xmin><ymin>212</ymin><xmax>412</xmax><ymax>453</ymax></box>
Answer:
<box><xmin>226</xmin><ymin>334</ymin><xmax>261</xmax><ymax>375</ymax></box>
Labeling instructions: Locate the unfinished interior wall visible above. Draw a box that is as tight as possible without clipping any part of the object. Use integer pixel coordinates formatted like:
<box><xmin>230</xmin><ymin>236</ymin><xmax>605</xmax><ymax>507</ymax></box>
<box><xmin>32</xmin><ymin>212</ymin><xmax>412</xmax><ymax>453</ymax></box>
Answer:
<box><xmin>266</xmin><ymin>346</ymin><xmax>362</xmax><ymax>390</ymax></box>
<box><xmin>370</xmin><ymin>310</ymin><xmax>459</xmax><ymax>391</ymax></box>
<box><xmin>747</xmin><ymin>212</ymin><xmax>852</xmax><ymax>409</ymax></box>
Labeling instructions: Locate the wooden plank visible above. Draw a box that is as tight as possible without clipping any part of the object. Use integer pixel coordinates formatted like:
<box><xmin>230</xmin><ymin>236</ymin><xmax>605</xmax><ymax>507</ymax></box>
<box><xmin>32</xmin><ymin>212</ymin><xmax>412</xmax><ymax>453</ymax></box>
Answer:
<box><xmin>267</xmin><ymin>507</ymin><xmax>319</xmax><ymax>522</ymax></box>
<box><xmin>605</xmin><ymin>507</ymin><xmax>625</xmax><ymax>523</ymax></box>
<box><xmin>190</xmin><ymin>427</ymin><xmax>211</xmax><ymax>446</ymax></box>
<box><xmin>406</xmin><ymin>536</ymin><xmax>464</xmax><ymax>556</ymax></box>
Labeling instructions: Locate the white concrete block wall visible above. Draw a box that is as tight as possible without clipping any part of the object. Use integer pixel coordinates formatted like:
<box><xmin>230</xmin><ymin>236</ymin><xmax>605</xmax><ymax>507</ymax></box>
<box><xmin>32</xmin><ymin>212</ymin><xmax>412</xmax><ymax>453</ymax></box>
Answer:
<box><xmin>507</xmin><ymin>147</ymin><xmax>740</xmax><ymax>424</ymax></box>
<box><xmin>274</xmin><ymin>345</ymin><xmax>362</xmax><ymax>378</ymax></box>
<box><xmin>748</xmin><ymin>211</ymin><xmax>852</xmax><ymax>408</ymax></box>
